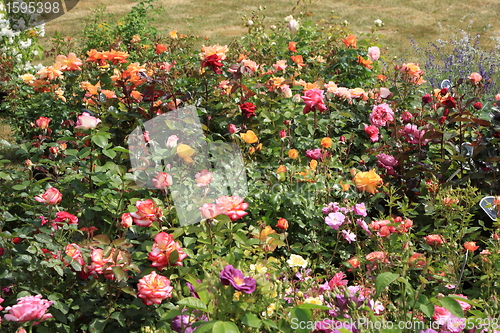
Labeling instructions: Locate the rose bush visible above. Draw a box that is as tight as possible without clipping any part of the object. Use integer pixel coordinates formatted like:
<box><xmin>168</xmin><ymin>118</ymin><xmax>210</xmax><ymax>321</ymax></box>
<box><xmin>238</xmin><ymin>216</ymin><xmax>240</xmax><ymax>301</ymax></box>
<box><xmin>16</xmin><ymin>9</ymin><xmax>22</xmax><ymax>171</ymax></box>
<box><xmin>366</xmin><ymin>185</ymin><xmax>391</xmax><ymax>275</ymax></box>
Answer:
<box><xmin>0</xmin><ymin>1</ymin><xmax>500</xmax><ymax>332</ymax></box>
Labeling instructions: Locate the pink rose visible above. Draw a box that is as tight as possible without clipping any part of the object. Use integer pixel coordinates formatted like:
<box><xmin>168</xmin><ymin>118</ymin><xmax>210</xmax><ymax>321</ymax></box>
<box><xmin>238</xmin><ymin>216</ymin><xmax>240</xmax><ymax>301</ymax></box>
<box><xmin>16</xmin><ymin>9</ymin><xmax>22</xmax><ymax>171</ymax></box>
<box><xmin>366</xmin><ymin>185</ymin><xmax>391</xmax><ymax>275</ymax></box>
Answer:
<box><xmin>301</xmin><ymin>88</ymin><xmax>327</xmax><ymax>114</ymax></box>
<box><xmin>35</xmin><ymin>187</ymin><xmax>62</xmax><ymax>205</ymax></box>
<box><xmin>376</xmin><ymin>153</ymin><xmax>398</xmax><ymax>175</ymax></box>
<box><xmin>75</xmin><ymin>112</ymin><xmax>101</xmax><ymax>130</ymax></box>
<box><xmin>195</xmin><ymin>169</ymin><xmax>213</xmax><ymax>187</ymax></box>
<box><xmin>4</xmin><ymin>295</ymin><xmax>53</xmax><ymax>324</ymax></box>
<box><xmin>367</xmin><ymin>46</ymin><xmax>380</xmax><ymax>61</ymax></box>
<box><xmin>153</xmin><ymin>172</ymin><xmax>173</xmax><ymax>189</ymax></box>
<box><xmin>228</xmin><ymin>124</ymin><xmax>238</xmax><ymax>134</ymax></box>
<box><xmin>130</xmin><ymin>199</ymin><xmax>163</xmax><ymax>227</ymax></box>
<box><xmin>363</xmin><ymin>124</ymin><xmax>379</xmax><ymax>142</ymax></box>
<box><xmin>369</xmin><ymin>103</ymin><xmax>394</xmax><ymax>127</ymax></box>
<box><xmin>35</xmin><ymin>117</ymin><xmax>51</xmax><ymax>130</ymax></box>
<box><xmin>305</xmin><ymin>148</ymin><xmax>323</xmax><ymax>160</ymax></box>
<box><xmin>148</xmin><ymin>232</ymin><xmax>187</xmax><ymax>269</ymax></box>
<box><xmin>468</xmin><ymin>72</ymin><xmax>482</xmax><ymax>83</ymax></box>
<box><xmin>199</xmin><ymin>203</ymin><xmax>220</xmax><ymax>219</ymax></box>
<box><xmin>121</xmin><ymin>212</ymin><xmax>133</xmax><ymax>228</ymax></box>
<box><xmin>137</xmin><ymin>271</ymin><xmax>173</xmax><ymax>305</ymax></box>
<box><xmin>166</xmin><ymin>135</ymin><xmax>179</xmax><ymax>148</ymax></box>
<box><xmin>216</xmin><ymin>196</ymin><xmax>249</xmax><ymax>221</ymax></box>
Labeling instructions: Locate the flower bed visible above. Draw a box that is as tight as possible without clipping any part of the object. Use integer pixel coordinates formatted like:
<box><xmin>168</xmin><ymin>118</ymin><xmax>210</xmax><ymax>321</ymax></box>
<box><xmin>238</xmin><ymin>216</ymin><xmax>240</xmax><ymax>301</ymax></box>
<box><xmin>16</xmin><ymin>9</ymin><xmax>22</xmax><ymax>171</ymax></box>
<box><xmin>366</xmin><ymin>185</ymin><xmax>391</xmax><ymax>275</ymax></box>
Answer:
<box><xmin>1</xmin><ymin>1</ymin><xmax>500</xmax><ymax>333</ymax></box>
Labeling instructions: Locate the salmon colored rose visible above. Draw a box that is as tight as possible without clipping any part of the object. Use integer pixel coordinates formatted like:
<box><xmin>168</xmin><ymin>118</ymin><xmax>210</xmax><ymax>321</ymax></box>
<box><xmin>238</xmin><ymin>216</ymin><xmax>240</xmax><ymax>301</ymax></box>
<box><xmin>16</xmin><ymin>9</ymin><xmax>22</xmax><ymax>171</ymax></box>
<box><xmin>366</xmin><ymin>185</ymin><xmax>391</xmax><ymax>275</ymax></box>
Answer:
<box><xmin>35</xmin><ymin>187</ymin><xmax>62</xmax><ymax>205</ymax></box>
<box><xmin>35</xmin><ymin>117</ymin><xmax>51</xmax><ymax>130</ymax></box>
<box><xmin>276</xmin><ymin>218</ymin><xmax>289</xmax><ymax>230</ymax></box>
<box><xmin>464</xmin><ymin>241</ymin><xmax>479</xmax><ymax>251</ymax></box>
<box><xmin>353</xmin><ymin>169</ymin><xmax>383</xmax><ymax>194</ymax></box>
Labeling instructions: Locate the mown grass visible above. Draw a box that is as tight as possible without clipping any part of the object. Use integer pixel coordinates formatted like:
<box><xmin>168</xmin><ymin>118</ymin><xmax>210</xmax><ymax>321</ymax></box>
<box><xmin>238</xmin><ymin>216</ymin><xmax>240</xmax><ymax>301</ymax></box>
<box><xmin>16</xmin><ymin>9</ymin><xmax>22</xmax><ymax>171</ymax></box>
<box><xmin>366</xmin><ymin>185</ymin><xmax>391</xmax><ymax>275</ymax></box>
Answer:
<box><xmin>42</xmin><ymin>0</ymin><xmax>500</xmax><ymax>61</ymax></box>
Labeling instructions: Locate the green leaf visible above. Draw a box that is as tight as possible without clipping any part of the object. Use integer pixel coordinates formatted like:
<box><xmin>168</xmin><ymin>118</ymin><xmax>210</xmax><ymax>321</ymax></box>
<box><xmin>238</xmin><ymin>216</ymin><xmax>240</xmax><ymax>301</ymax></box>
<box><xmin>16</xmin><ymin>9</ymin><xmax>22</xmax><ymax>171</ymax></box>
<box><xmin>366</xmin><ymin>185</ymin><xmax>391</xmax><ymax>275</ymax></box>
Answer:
<box><xmin>92</xmin><ymin>134</ymin><xmax>108</xmax><ymax>149</ymax></box>
<box><xmin>439</xmin><ymin>296</ymin><xmax>464</xmax><ymax>318</ymax></box>
<box><xmin>34</xmin><ymin>233</ymin><xmax>52</xmax><ymax>244</ymax></box>
<box><xmin>112</xmin><ymin>266</ymin><xmax>126</xmax><ymax>282</ymax></box>
<box><xmin>375</xmin><ymin>272</ymin><xmax>400</xmax><ymax>298</ymax></box>
<box><xmin>297</xmin><ymin>303</ymin><xmax>332</xmax><ymax>310</ymax></box>
<box><xmin>103</xmin><ymin>149</ymin><xmax>116</xmax><ymax>159</ymax></box>
<box><xmin>177</xmin><ymin>297</ymin><xmax>207</xmax><ymax>311</ymax></box>
<box><xmin>192</xmin><ymin>321</ymin><xmax>216</xmax><ymax>333</ymax></box>
<box><xmin>419</xmin><ymin>302</ymin><xmax>434</xmax><ymax>318</ymax></box>
<box><xmin>53</xmin><ymin>265</ymin><xmax>64</xmax><ymax>277</ymax></box>
<box><xmin>242</xmin><ymin>313</ymin><xmax>261</xmax><ymax>328</ymax></box>
<box><xmin>289</xmin><ymin>307</ymin><xmax>312</xmax><ymax>333</ymax></box>
<box><xmin>212</xmin><ymin>321</ymin><xmax>240</xmax><ymax>333</ymax></box>
<box><xmin>89</xmin><ymin>318</ymin><xmax>107</xmax><ymax>332</ymax></box>
<box><xmin>94</xmin><ymin>234</ymin><xmax>111</xmax><ymax>245</ymax></box>
<box><xmin>110</xmin><ymin>311</ymin><xmax>126</xmax><ymax>327</ymax></box>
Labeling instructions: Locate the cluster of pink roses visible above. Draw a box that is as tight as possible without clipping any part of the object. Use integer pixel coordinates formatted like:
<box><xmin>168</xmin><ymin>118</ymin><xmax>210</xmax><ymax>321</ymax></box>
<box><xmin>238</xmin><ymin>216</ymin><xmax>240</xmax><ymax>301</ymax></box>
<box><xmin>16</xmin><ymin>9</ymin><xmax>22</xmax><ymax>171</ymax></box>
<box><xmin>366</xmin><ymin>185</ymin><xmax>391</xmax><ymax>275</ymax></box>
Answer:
<box><xmin>369</xmin><ymin>216</ymin><xmax>413</xmax><ymax>237</ymax></box>
<box><xmin>148</xmin><ymin>232</ymin><xmax>187</xmax><ymax>269</ymax></box>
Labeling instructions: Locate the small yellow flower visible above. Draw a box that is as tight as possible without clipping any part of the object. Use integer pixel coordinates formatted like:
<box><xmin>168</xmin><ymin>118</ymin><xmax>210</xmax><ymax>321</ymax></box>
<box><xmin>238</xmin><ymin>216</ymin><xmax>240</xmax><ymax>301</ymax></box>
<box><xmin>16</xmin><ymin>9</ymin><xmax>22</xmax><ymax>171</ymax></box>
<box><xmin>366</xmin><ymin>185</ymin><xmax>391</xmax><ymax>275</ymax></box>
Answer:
<box><xmin>169</xmin><ymin>30</ymin><xmax>178</xmax><ymax>39</ymax></box>
<box><xmin>233</xmin><ymin>291</ymin><xmax>242</xmax><ymax>301</ymax></box>
<box><xmin>304</xmin><ymin>297</ymin><xmax>322</xmax><ymax>305</ymax></box>
<box><xmin>240</xmin><ymin>130</ymin><xmax>258</xmax><ymax>144</ymax></box>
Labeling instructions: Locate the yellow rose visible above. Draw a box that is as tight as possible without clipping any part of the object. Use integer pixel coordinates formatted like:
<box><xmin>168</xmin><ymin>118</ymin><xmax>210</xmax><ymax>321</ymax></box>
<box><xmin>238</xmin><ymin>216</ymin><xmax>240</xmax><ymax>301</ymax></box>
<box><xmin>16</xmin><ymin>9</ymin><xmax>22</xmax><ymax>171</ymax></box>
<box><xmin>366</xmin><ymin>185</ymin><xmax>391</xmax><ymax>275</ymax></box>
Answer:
<box><xmin>177</xmin><ymin>143</ymin><xmax>195</xmax><ymax>163</ymax></box>
<box><xmin>353</xmin><ymin>169</ymin><xmax>383</xmax><ymax>194</ymax></box>
<box><xmin>309</xmin><ymin>160</ymin><xmax>318</xmax><ymax>170</ymax></box>
<box><xmin>240</xmin><ymin>130</ymin><xmax>258</xmax><ymax>144</ymax></box>
<box><xmin>288</xmin><ymin>149</ymin><xmax>299</xmax><ymax>159</ymax></box>
<box><xmin>286</xmin><ymin>254</ymin><xmax>308</xmax><ymax>268</ymax></box>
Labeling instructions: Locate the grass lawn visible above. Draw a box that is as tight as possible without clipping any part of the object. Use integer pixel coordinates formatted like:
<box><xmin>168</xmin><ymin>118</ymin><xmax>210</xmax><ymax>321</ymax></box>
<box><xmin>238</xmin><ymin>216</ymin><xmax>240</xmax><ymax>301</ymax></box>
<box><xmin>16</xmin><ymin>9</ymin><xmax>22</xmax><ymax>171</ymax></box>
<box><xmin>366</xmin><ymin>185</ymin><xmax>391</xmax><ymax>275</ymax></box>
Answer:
<box><xmin>43</xmin><ymin>0</ymin><xmax>500</xmax><ymax>61</ymax></box>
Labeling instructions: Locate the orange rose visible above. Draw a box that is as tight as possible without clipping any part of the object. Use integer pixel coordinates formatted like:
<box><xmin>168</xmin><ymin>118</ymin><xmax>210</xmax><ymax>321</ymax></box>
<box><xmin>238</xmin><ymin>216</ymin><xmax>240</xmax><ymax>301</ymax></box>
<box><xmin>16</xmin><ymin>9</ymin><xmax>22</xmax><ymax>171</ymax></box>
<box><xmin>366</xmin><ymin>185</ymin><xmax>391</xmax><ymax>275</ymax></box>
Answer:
<box><xmin>288</xmin><ymin>149</ymin><xmax>299</xmax><ymax>159</ymax></box>
<box><xmin>353</xmin><ymin>169</ymin><xmax>383</xmax><ymax>194</ymax></box>
<box><xmin>464</xmin><ymin>241</ymin><xmax>479</xmax><ymax>252</ymax></box>
<box><xmin>346</xmin><ymin>257</ymin><xmax>360</xmax><ymax>269</ymax></box>
<box><xmin>240</xmin><ymin>130</ymin><xmax>258</xmax><ymax>144</ymax></box>
<box><xmin>288</xmin><ymin>41</ymin><xmax>297</xmax><ymax>52</ymax></box>
<box><xmin>321</xmin><ymin>137</ymin><xmax>332</xmax><ymax>148</ymax></box>
<box><xmin>276</xmin><ymin>165</ymin><xmax>287</xmax><ymax>173</ymax></box>
<box><xmin>342</xmin><ymin>35</ymin><xmax>356</xmax><ymax>48</ymax></box>
<box><xmin>276</xmin><ymin>218</ymin><xmax>289</xmax><ymax>230</ymax></box>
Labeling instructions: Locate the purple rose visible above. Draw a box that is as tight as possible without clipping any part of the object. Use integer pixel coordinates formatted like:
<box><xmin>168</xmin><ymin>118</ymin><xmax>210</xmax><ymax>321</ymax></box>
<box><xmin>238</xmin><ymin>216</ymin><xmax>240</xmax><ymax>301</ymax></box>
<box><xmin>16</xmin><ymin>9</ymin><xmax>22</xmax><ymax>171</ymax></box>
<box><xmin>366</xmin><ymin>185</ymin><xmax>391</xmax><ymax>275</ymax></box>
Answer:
<box><xmin>220</xmin><ymin>265</ymin><xmax>256</xmax><ymax>294</ymax></box>
<box><xmin>171</xmin><ymin>310</ymin><xmax>208</xmax><ymax>333</ymax></box>
<box><xmin>376</xmin><ymin>153</ymin><xmax>398</xmax><ymax>176</ymax></box>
